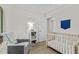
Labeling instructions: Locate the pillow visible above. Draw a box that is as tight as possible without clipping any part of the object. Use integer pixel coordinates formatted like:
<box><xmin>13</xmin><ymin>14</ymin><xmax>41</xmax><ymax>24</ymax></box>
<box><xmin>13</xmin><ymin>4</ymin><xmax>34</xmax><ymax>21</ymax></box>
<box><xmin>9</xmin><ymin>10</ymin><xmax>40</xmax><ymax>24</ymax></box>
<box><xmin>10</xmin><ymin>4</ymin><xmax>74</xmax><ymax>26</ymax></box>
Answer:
<box><xmin>2</xmin><ymin>32</ymin><xmax>17</xmax><ymax>44</ymax></box>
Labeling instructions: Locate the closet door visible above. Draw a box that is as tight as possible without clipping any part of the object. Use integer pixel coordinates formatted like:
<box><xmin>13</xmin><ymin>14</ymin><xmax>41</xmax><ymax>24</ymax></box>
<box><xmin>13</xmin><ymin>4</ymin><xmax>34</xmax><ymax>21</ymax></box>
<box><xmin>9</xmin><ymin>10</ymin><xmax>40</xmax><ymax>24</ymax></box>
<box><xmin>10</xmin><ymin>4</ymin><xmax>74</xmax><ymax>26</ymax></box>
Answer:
<box><xmin>48</xmin><ymin>20</ymin><xmax>53</xmax><ymax>33</ymax></box>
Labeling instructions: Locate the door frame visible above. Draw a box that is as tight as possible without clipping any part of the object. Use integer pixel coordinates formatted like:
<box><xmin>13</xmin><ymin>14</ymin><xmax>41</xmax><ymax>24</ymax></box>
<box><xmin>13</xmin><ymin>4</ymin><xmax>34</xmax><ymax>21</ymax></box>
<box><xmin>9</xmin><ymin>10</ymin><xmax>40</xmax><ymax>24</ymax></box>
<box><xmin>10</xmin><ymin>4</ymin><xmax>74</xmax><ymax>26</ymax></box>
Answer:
<box><xmin>0</xmin><ymin>6</ymin><xmax>3</xmax><ymax>33</ymax></box>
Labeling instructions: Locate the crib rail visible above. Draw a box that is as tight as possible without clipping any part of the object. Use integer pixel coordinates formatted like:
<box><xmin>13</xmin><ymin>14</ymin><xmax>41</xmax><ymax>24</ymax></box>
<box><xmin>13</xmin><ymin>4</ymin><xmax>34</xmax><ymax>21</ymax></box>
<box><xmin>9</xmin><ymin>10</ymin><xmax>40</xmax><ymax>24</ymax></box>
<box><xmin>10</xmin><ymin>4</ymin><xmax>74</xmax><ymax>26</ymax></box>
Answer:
<box><xmin>47</xmin><ymin>32</ymin><xmax>79</xmax><ymax>41</ymax></box>
<box><xmin>47</xmin><ymin>32</ymin><xmax>79</xmax><ymax>54</ymax></box>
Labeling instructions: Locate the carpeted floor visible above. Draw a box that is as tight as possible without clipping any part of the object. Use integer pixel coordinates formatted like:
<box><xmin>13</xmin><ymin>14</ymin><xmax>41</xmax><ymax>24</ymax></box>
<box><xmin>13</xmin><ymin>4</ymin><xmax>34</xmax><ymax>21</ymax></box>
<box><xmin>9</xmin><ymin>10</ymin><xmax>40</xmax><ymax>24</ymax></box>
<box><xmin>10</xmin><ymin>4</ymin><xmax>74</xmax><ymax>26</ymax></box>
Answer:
<box><xmin>29</xmin><ymin>41</ymin><xmax>58</xmax><ymax>54</ymax></box>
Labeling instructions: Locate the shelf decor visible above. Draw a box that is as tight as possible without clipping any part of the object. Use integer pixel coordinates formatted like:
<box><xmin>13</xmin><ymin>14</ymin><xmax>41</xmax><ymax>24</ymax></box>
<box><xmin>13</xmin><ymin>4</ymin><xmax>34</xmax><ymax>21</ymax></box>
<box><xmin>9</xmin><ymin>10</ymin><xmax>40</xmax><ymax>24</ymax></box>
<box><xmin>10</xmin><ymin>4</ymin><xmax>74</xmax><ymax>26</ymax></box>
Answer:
<box><xmin>61</xmin><ymin>19</ymin><xmax>71</xmax><ymax>30</ymax></box>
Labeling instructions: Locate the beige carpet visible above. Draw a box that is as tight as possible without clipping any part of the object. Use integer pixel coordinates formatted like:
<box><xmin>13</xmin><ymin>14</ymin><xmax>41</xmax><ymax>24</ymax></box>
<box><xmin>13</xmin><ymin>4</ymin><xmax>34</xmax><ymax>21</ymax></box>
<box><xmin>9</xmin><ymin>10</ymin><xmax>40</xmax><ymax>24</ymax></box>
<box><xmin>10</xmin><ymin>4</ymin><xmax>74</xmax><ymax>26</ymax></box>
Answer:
<box><xmin>29</xmin><ymin>41</ymin><xmax>58</xmax><ymax>54</ymax></box>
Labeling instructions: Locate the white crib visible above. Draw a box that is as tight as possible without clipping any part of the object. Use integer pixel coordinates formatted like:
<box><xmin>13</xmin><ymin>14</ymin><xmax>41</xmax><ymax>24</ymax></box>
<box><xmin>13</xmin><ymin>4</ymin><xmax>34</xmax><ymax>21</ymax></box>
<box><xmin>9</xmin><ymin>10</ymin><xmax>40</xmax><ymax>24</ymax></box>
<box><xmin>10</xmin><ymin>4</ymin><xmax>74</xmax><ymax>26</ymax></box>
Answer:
<box><xmin>47</xmin><ymin>32</ymin><xmax>79</xmax><ymax>54</ymax></box>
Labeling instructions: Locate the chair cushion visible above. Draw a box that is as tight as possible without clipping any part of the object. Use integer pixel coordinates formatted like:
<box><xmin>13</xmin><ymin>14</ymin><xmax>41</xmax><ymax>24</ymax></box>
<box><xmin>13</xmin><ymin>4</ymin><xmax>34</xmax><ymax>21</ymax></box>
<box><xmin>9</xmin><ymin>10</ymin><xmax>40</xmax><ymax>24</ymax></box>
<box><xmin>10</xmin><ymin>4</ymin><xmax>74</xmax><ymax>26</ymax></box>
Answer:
<box><xmin>17</xmin><ymin>42</ymin><xmax>29</xmax><ymax>47</ymax></box>
<box><xmin>2</xmin><ymin>32</ymin><xmax>17</xmax><ymax>44</ymax></box>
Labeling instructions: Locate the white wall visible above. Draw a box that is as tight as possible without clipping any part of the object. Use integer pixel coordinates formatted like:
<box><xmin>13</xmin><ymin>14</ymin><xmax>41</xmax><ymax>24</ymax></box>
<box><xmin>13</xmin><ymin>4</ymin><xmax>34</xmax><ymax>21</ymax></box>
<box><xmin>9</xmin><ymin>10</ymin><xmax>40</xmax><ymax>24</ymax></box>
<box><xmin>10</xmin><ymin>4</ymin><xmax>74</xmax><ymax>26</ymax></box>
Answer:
<box><xmin>1</xmin><ymin>4</ymin><xmax>48</xmax><ymax>42</ymax></box>
<box><xmin>4</xmin><ymin>5</ymin><xmax>39</xmax><ymax>39</ymax></box>
<box><xmin>47</xmin><ymin>5</ymin><xmax>79</xmax><ymax>35</ymax></box>
<box><xmin>2</xmin><ymin>4</ymin><xmax>79</xmax><ymax>42</ymax></box>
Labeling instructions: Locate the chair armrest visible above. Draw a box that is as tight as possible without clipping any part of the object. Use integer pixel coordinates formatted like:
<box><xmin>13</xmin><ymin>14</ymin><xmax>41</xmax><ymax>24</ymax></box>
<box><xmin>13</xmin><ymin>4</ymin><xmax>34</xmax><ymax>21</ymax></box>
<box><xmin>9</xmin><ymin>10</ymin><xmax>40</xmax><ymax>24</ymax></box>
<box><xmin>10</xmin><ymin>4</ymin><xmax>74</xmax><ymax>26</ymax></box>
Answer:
<box><xmin>7</xmin><ymin>44</ymin><xmax>24</xmax><ymax>54</ymax></box>
<box><xmin>7</xmin><ymin>43</ymin><xmax>24</xmax><ymax>46</ymax></box>
<box><xmin>7</xmin><ymin>42</ymin><xmax>30</xmax><ymax>54</ymax></box>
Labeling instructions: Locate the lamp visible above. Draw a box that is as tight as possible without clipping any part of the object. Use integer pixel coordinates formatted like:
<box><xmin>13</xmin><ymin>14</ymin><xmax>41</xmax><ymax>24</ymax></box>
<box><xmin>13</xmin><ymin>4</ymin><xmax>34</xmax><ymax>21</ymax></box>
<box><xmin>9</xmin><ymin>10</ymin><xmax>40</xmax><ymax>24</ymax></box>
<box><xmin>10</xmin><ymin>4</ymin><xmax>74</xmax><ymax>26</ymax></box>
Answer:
<box><xmin>27</xmin><ymin>22</ymin><xmax>34</xmax><ymax>31</ymax></box>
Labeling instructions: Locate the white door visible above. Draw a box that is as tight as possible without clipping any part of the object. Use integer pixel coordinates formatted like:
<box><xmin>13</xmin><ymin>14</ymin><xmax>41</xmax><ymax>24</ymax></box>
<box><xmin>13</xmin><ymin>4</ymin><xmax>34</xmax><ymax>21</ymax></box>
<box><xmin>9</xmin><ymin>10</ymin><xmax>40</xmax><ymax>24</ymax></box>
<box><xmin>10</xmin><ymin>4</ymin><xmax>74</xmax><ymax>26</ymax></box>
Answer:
<box><xmin>48</xmin><ymin>20</ymin><xmax>54</xmax><ymax>33</ymax></box>
<box><xmin>38</xmin><ymin>16</ymin><xmax>47</xmax><ymax>42</ymax></box>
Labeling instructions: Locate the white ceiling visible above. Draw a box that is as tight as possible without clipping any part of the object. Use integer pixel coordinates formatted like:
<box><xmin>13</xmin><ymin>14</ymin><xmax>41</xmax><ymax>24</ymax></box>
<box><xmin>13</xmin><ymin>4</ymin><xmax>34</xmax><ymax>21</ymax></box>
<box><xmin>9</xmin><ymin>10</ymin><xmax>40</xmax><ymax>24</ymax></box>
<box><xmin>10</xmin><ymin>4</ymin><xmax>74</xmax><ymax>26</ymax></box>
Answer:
<box><xmin>4</xmin><ymin>4</ymin><xmax>65</xmax><ymax>15</ymax></box>
<box><xmin>3</xmin><ymin>4</ymin><xmax>77</xmax><ymax>19</ymax></box>
<box><xmin>17</xmin><ymin>4</ymin><xmax>63</xmax><ymax>14</ymax></box>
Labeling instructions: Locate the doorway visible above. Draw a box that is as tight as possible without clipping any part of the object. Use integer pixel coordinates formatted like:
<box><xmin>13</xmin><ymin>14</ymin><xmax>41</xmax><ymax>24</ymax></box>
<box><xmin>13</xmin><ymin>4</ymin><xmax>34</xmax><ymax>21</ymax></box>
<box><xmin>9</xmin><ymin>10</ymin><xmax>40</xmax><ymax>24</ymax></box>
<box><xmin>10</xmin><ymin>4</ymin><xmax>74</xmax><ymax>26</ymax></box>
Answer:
<box><xmin>47</xmin><ymin>17</ymin><xmax>55</xmax><ymax>33</ymax></box>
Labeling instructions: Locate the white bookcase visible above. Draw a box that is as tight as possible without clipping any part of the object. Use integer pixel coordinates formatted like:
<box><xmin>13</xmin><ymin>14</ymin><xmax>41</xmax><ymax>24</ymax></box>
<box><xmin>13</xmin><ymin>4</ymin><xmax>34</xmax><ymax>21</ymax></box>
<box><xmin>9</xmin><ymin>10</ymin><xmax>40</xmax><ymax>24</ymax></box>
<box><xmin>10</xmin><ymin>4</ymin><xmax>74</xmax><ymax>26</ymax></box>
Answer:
<box><xmin>30</xmin><ymin>29</ymin><xmax>37</xmax><ymax>44</ymax></box>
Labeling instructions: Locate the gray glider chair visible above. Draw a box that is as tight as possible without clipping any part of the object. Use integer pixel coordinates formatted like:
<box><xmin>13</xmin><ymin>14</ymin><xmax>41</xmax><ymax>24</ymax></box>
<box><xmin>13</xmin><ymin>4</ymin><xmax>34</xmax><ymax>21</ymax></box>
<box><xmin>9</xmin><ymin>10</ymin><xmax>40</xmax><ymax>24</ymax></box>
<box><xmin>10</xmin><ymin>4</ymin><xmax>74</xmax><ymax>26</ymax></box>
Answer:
<box><xmin>0</xmin><ymin>32</ymin><xmax>30</xmax><ymax>54</ymax></box>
